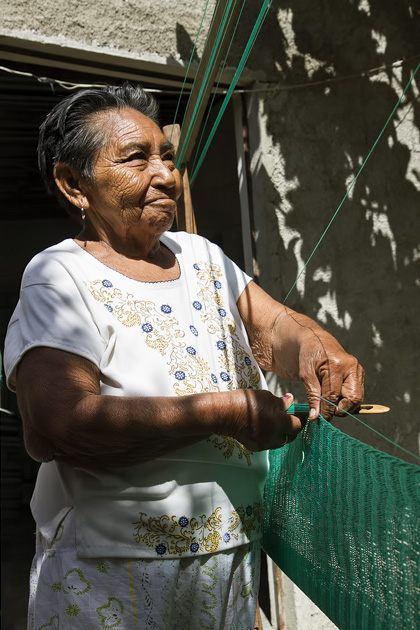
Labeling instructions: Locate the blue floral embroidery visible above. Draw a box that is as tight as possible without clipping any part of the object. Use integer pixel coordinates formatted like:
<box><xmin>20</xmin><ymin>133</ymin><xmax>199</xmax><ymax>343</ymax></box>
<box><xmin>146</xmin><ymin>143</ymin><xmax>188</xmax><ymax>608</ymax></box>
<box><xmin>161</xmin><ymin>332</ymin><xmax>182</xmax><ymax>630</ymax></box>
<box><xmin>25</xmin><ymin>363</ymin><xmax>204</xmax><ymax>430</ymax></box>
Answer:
<box><xmin>186</xmin><ymin>347</ymin><xmax>196</xmax><ymax>356</ymax></box>
<box><xmin>142</xmin><ymin>323</ymin><xmax>153</xmax><ymax>333</ymax></box>
<box><xmin>246</xmin><ymin>505</ymin><xmax>253</xmax><ymax>516</ymax></box>
<box><xmin>223</xmin><ymin>533</ymin><xmax>231</xmax><ymax>543</ymax></box>
<box><xmin>190</xmin><ymin>325</ymin><xmax>198</xmax><ymax>336</ymax></box>
<box><xmin>161</xmin><ymin>304</ymin><xmax>172</xmax><ymax>314</ymax></box>
<box><xmin>156</xmin><ymin>543</ymin><xmax>167</xmax><ymax>555</ymax></box>
<box><xmin>220</xmin><ymin>372</ymin><xmax>230</xmax><ymax>382</ymax></box>
<box><xmin>178</xmin><ymin>516</ymin><xmax>189</xmax><ymax>527</ymax></box>
<box><xmin>211</xmin><ymin>374</ymin><xmax>218</xmax><ymax>384</ymax></box>
<box><xmin>193</xmin><ymin>263</ymin><xmax>200</xmax><ymax>270</ymax></box>
<box><xmin>193</xmin><ymin>301</ymin><xmax>202</xmax><ymax>310</ymax></box>
<box><xmin>217</xmin><ymin>341</ymin><xmax>226</xmax><ymax>350</ymax></box>
<box><xmin>102</xmin><ymin>279</ymin><xmax>113</xmax><ymax>288</ymax></box>
<box><xmin>244</xmin><ymin>356</ymin><xmax>252</xmax><ymax>366</ymax></box>
<box><xmin>104</xmin><ymin>304</ymin><xmax>113</xmax><ymax>312</ymax></box>
<box><xmin>214</xmin><ymin>281</ymin><xmax>222</xmax><ymax>289</ymax></box>
<box><xmin>218</xmin><ymin>308</ymin><xmax>226</xmax><ymax>317</ymax></box>
<box><xmin>190</xmin><ymin>542</ymin><xmax>199</xmax><ymax>553</ymax></box>
<box><xmin>175</xmin><ymin>370</ymin><xmax>186</xmax><ymax>380</ymax></box>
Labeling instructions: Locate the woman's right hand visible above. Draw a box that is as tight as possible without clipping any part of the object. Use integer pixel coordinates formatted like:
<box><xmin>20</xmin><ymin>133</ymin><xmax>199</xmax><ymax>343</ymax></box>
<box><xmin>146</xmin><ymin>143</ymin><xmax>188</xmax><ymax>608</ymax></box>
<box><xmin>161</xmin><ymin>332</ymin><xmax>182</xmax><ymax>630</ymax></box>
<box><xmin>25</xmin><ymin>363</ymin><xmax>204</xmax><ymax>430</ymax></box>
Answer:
<box><xmin>220</xmin><ymin>389</ymin><xmax>304</xmax><ymax>451</ymax></box>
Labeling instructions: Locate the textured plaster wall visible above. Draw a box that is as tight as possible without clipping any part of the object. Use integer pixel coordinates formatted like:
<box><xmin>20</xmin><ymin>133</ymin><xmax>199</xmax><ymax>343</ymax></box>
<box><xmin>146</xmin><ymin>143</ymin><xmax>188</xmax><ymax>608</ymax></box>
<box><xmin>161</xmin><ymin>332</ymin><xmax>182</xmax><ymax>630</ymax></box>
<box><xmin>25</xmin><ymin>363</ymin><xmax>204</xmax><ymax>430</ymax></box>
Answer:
<box><xmin>0</xmin><ymin>0</ymin><xmax>217</xmax><ymax>65</ymax></box>
<box><xmin>246</xmin><ymin>0</ymin><xmax>420</xmax><ymax>467</ymax></box>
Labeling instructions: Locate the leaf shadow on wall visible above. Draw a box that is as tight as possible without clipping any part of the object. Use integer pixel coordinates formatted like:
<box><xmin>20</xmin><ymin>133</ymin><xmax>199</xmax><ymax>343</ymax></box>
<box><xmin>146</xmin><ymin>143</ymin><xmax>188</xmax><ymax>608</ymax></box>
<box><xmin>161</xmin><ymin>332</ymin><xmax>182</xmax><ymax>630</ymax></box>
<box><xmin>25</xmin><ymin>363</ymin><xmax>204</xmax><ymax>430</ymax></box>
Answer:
<box><xmin>231</xmin><ymin>0</ymin><xmax>420</xmax><ymax>462</ymax></box>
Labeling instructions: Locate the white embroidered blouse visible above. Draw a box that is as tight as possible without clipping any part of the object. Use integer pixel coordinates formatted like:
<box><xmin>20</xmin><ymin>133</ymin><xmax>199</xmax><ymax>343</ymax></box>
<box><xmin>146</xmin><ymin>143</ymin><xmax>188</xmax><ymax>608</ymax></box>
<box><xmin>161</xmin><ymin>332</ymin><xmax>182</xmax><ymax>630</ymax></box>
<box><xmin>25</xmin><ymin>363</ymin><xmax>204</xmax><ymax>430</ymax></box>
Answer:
<box><xmin>4</xmin><ymin>232</ymin><xmax>269</xmax><ymax>558</ymax></box>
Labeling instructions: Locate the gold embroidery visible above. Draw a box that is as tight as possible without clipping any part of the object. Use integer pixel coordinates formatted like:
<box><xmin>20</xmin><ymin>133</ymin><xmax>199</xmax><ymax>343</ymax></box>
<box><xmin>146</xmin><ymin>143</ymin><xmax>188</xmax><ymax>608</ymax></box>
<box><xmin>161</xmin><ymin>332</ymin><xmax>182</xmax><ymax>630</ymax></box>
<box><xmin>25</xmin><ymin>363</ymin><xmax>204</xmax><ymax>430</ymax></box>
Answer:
<box><xmin>208</xmin><ymin>436</ymin><xmax>253</xmax><ymax>467</ymax></box>
<box><xmin>85</xmin><ymin>280</ymin><xmax>219</xmax><ymax>397</ymax></box>
<box><xmin>228</xmin><ymin>503</ymin><xmax>263</xmax><ymax>541</ymax></box>
<box><xmin>193</xmin><ymin>263</ymin><xmax>261</xmax><ymax>391</ymax></box>
<box><xmin>133</xmin><ymin>503</ymin><xmax>262</xmax><ymax>556</ymax></box>
<box><xmin>85</xmin><ymin>273</ymin><xmax>260</xmax><ymax>465</ymax></box>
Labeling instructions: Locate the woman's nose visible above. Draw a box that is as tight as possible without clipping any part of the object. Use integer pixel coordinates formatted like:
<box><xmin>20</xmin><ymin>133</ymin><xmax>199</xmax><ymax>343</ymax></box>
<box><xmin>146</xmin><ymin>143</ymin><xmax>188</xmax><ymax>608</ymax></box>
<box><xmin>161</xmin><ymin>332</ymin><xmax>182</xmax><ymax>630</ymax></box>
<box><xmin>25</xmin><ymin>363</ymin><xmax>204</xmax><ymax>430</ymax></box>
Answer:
<box><xmin>151</xmin><ymin>159</ymin><xmax>177</xmax><ymax>188</ymax></box>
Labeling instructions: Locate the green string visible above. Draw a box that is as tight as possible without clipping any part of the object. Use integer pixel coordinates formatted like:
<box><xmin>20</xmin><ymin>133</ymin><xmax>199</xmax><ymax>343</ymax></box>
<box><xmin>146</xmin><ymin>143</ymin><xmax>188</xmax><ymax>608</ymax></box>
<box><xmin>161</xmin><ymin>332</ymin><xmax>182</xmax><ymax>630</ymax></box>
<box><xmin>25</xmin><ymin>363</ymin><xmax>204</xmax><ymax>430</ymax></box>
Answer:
<box><xmin>189</xmin><ymin>0</ymin><xmax>273</xmax><ymax>184</ymax></box>
<box><xmin>170</xmin><ymin>0</ymin><xmax>213</xmax><ymax>141</ymax></box>
<box><xmin>319</xmin><ymin>397</ymin><xmax>420</xmax><ymax>462</ymax></box>
<box><xmin>189</xmin><ymin>0</ymin><xmax>247</xmax><ymax>177</ymax></box>
<box><xmin>283</xmin><ymin>62</ymin><xmax>420</xmax><ymax>304</ymax></box>
<box><xmin>175</xmin><ymin>0</ymin><xmax>222</xmax><ymax>143</ymax></box>
<box><xmin>176</xmin><ymin>0</ymin><xmax>237</xmax><ymax>167</ymax></box>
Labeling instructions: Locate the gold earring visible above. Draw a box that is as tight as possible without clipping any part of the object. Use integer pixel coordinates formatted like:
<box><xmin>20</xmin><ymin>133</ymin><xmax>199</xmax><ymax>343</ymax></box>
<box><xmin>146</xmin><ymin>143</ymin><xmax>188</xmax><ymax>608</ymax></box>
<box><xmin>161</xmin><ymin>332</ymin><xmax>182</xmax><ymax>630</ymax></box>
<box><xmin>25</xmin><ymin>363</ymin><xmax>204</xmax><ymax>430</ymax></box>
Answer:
<box><xmin>81</xmin><ymin>207</ymin><xmax>86</xmax><ymax>221</ymax></box>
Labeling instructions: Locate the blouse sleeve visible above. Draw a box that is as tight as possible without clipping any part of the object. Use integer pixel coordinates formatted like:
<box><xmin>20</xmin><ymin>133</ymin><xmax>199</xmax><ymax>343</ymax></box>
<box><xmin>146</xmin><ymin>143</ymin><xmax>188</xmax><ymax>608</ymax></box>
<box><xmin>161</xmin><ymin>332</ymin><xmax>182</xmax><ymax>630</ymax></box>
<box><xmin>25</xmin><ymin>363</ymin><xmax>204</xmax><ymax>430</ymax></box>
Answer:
<box><xmin>4</xmin><ymin>254</ymin><xmax>107</xmax><ymax>391</ymax></box>
<box><xmin>203</xmin><ymin>237</ymin><xmax>253</xmax><ymax>303</ymax></box>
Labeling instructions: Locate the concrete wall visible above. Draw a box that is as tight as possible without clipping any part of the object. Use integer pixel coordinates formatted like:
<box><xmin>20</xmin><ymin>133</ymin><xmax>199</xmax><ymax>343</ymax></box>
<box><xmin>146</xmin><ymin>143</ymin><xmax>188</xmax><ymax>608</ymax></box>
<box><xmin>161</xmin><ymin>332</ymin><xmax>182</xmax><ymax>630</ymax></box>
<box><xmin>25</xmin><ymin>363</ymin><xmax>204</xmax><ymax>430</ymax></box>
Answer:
<box><xmin>1</xmin><ymin>0</ymin><xmax>217</xmax><ymax>66</ymax></box>
<box><xmin>244</xmin><ymin>0</ymin><xmax>420</xmax><ymax>467</ymax></box>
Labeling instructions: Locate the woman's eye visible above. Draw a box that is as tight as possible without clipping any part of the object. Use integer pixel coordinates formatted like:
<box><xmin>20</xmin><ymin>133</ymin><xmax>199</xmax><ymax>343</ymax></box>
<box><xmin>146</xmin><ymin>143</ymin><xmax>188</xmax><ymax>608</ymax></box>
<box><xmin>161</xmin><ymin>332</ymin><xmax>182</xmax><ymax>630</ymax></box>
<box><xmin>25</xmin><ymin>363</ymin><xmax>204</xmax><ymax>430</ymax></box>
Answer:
<box><xmin>163</xmin><ymin>152</ymin><xmax>175</xmax><ymax>161</ymax></box>
<box><xmin>126</xmin><ymin>152</ymin><xmax>146</xmax><ymax>161</ymax></box>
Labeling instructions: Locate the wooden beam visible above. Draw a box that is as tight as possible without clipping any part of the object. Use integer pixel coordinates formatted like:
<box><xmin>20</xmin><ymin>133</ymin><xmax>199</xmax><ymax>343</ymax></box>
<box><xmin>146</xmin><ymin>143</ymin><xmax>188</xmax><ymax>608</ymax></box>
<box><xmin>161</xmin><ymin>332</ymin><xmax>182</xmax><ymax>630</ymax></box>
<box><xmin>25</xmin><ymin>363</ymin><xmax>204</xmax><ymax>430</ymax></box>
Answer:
<box><xmin>163</xmin><ymin>123</ymin><xmax>197</xmax><ymax>234</ymax></box>
<box><xmin>176</xmin><ymin>0</ymin><xmax>243</xmax><ymax>168</ymax></box>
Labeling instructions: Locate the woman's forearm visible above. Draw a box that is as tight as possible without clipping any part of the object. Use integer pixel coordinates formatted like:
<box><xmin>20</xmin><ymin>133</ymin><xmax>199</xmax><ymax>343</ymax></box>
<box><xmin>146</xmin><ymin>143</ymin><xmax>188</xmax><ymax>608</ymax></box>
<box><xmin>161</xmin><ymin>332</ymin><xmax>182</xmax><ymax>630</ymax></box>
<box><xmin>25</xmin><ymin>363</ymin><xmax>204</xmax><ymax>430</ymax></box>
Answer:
<box><xmin>16</xmin><ymin>346</ymin><xmax>305</xmax><ymax>467</ymax></box>
<box><xmin>237</xmin><ymin>281</ymin><xmax>364</xmax><ymax>419</ymax></box>
<box><xmin>51</xmin><ymin>391</ymin><xmax>227</xmax><ymax>466</ymax></box>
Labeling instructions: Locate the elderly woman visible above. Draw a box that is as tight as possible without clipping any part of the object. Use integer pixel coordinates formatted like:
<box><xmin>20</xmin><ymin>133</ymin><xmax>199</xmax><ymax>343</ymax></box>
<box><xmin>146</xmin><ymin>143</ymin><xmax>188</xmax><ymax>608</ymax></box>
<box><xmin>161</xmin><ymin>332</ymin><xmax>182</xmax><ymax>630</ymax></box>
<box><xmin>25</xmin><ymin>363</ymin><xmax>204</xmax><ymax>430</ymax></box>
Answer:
<box><xmin>4</xmin><ymin>84</ymin><xmax>363</xmax><ymax>630</ymax></box>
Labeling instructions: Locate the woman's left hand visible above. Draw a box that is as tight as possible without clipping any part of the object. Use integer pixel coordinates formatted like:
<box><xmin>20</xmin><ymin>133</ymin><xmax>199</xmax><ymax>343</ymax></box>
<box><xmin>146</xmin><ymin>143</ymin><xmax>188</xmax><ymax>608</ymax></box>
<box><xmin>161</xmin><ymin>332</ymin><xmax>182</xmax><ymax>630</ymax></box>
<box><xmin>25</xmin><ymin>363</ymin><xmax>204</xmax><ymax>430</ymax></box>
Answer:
<box><xmin>296</xmin><ymin>327</ymin><xmax>364</xmax><ymax>421</ymax></box>
<box><xmin>238</xmin><ymin>281</ymin><xmax>364</xmax><ymax>421</ymax></box>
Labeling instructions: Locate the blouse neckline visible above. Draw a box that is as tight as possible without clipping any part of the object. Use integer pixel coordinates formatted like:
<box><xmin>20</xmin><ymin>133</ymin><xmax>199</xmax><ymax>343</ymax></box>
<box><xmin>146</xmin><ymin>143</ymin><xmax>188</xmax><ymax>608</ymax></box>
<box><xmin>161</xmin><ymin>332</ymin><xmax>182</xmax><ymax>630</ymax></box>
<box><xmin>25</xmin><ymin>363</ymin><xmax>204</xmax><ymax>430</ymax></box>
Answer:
<box><xmin>69</xmin><ymin>234</ymin><xmax>182</xmax><ymax>286</ymax></box>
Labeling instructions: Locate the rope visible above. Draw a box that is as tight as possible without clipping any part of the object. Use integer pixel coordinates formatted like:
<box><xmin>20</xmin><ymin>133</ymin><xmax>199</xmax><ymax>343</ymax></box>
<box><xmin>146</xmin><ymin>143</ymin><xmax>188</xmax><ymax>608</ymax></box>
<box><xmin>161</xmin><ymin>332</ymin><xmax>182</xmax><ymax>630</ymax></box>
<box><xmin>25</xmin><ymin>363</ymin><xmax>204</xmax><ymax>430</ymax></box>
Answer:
<box><xmin>282</xmin><ymin>62</ymin><xmax>420</xmax><ymax>304</ymax></box>
<box><xmin>319</xmin><ymin>397</ymin><xmax>420</xmax><ymax>462</ymax></box>
<box><xmin>170</xmin><ymin>0</ymin><xmax>213</xmax><ymax>141</ymax></box>
<box><xmin>189</xmin><ymin>0</ymin><xmax>273</xmax><ymax>184</ymax></box>
<box><xmin>176</xmin><ymin>0</ymin><xmax>238</xmax><ymax>167</ymax></box>
<box><xmin>189</xmin><ymin>0</ymin><xmax>248</xmax><ymax>177</ymax></box>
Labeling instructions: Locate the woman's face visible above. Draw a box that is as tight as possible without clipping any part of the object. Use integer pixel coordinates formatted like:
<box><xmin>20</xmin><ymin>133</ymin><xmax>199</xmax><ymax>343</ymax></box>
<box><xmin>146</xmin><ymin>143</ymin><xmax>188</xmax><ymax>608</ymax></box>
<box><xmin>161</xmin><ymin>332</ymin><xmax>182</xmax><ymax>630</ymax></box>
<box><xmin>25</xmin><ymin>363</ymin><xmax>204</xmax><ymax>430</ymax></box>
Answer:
<box><xmin>84</xmin><ymin>107</ymin><xmax>182</xmax><ymax>244</ymax></box>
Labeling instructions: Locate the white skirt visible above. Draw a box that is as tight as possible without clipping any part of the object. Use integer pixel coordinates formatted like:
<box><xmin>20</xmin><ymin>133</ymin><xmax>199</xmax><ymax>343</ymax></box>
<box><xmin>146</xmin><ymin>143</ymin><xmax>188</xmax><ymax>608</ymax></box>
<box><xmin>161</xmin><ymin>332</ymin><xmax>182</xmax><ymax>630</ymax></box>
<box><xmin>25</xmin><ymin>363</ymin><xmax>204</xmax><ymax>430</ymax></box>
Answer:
<box><xmin>28</xmin><ymin>509</ymin><xmax>261</xmax><ymax>630</ymax></box>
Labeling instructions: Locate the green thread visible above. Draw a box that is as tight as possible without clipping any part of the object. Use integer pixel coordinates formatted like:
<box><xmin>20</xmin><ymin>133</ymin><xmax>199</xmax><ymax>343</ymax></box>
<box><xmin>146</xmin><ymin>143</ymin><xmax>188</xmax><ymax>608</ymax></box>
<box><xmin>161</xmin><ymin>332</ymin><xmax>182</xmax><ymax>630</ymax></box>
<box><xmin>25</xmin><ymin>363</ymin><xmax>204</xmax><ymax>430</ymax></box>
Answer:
<box><xmin>177</xmin><ymin>0</ymin><xmax>237</xmax><ymax>167</ymax></box>
<box><xmin>171</xmin><ymin>0</ymin><xmax>212</xmax><ymax>140</ymax></box>
<box><xmin>178</xmin><ymin>0</ymin><xmax>221</xmax><ymax>135</ymax></box>
<box><xmin>189</xmin><ymin>0</ymin><xmax>247</xmax><ymax>177</ymax></box>
<box><xmin>190</xmin><ymin>0</ymin><xmax>273</xmax><ymax>184</ymax></box>
<box><xmin>319</xmin><ymin>397</ymin><xmax>420</xmax><ymax>462</ymax></box>
<box><xmin>283</xmin><ymin>62</ymin><xmax>420</xmax><ymax>304</ymax></box>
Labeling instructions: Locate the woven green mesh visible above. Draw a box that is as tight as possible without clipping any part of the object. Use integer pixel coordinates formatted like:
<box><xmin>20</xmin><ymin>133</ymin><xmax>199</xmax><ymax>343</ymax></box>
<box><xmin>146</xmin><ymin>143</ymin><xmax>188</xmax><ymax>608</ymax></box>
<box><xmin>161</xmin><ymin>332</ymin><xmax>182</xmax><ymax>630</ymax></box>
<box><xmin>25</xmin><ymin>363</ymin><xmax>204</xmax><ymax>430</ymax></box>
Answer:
<box><xmin>262</xmin><ymin>417</ymin><xmax>420</xmax><ymax>629</ymax></box>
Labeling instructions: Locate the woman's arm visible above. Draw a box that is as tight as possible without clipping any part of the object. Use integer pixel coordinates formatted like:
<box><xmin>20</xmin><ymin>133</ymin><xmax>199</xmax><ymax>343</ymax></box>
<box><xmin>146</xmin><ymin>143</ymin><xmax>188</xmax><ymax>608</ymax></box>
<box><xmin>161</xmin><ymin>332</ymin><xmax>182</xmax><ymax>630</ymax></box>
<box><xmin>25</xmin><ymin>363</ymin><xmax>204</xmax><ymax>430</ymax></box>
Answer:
<box><xmin>237</xmin><ymin>281</ymin><xmax>364</xmax><ymax>420</ymax></box>
<box><xmin>16</xmin><ymin>347</ymin><xmax>303</xmax><ymax>467</ymax></box>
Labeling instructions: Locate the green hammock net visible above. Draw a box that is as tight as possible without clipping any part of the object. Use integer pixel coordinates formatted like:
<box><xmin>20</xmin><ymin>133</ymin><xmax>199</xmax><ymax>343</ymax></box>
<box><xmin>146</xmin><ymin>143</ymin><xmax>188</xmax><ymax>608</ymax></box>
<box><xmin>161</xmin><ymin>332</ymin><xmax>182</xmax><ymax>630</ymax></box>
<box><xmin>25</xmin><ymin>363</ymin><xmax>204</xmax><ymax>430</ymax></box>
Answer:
<box><xmin>262</xmin><ymin>417</ymin><xmax>420</xmax><ymax>630</ymax></box>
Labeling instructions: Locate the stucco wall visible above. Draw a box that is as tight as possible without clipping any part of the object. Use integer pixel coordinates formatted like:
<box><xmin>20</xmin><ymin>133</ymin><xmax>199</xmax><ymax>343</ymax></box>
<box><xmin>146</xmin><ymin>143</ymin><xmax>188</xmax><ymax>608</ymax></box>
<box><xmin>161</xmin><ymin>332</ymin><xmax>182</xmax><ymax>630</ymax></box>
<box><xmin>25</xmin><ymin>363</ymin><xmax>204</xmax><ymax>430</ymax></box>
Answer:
<box><xmin>245</xmin><ymin>1</ymin><xmax>420</xmax><ymax>467</ymax></box>
<box><xmin>1</xmin><ymin>0</ymin><xmax>217</xmax><ymax>65</ymax></box>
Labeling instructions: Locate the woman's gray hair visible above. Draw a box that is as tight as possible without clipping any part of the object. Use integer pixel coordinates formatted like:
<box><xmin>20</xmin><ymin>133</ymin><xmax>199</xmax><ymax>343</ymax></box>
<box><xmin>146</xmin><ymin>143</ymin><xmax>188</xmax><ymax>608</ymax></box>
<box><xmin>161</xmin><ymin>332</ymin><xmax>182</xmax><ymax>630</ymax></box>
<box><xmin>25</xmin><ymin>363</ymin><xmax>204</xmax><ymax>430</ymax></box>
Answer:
<box><xmin>38</xmin><ymin>82</ymin><xmax>160</xmax><ymax>221</ymax></box>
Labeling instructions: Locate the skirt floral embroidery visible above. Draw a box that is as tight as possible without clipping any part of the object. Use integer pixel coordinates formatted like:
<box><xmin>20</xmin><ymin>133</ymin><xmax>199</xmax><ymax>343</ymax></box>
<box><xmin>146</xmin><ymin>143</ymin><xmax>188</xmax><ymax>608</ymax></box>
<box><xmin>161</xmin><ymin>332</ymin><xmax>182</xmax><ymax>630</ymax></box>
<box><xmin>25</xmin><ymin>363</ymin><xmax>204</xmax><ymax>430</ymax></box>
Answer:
<box><xmin>28</xmin><ymin>509</ymin><xmax>261</xmax><ymax>630</ymax></box>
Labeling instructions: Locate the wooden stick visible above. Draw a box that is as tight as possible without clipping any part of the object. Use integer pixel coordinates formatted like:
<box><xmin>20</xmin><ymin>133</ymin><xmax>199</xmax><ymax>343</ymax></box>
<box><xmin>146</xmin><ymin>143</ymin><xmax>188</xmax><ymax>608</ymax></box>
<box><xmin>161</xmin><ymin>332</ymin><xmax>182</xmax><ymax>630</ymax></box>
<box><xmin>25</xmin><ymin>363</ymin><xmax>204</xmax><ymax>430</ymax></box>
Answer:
<box><xmin>176</xmin><ymin>0</ymin><xmax>243</xmax><ymax>168</ymax></box>
<box><xmin>358</xmin><ymin>404</ymin><xmax>390</xmax><ymax>414</ymax></box>
<box><xmin>288</xmin><ymin>403</ymin><xmax>390</xmax><ymax>418</ymax></box>
<box><xmin>162</xmin><ymin>123</ymin><xmax>197</xmax><ymax>234</ymax></box>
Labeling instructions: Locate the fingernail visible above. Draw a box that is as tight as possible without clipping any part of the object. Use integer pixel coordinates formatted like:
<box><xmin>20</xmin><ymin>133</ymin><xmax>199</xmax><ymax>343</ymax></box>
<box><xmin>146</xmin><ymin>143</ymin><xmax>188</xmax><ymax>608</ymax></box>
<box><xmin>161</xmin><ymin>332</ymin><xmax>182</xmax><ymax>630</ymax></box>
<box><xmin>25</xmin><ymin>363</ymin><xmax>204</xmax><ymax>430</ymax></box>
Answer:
<box><xmin>309</xmin><ymin>408</ymin><xmax>317</xmax><ymax>419</ymax></box>
<box><xmin>283</xmin><ymin>393</ymin><xmax>293</xmax><ymax>399</ymax></box>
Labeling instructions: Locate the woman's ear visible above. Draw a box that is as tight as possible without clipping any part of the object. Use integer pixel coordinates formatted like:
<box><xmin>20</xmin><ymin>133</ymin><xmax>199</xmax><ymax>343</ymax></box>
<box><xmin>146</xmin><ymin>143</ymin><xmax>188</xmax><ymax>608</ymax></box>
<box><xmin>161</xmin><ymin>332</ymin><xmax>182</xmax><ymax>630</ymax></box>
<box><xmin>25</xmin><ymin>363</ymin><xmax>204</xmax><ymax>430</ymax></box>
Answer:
<box><xmin>53</xmin><ymin>163</ymin><xmax>88</xmax><ymax>209</ymax></box>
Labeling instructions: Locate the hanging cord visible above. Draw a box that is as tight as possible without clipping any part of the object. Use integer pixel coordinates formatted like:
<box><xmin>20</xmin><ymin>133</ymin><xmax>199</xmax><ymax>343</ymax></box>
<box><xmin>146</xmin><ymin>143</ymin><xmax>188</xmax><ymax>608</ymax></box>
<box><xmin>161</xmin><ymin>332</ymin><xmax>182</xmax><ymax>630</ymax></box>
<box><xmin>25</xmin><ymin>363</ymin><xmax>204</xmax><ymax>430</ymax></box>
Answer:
<box><xmin>282</xmin><ymin>62</ymin><xmax>420</xmax><ymax>304</ymax></box>
<box><xmin>189</xmin><ymin>0</ymin><xmax>273</xmax><ymax>184</ymax></box>
<box><xmin>175</xmin><ymin>0</ymin><xmax>222</xmax><ymax>142</ymax></box>
<box><xmin>176</xmin><ymin>0</ymin><xmax>238</xmax><ymax>167</ymax></box>
<box><xmin>170</xmin><ymin>0</ymin><xmax>213</xmax><ymax>141</ymax></box>
<box><xmin>189</xmin><ymin>0</ymin><xmax>247</xmax><ymax>177</ymax></box>
<box><xmin>319</xmin><ymin>398</ymin><xmax>420</xmax><ymax>462</ymax></box>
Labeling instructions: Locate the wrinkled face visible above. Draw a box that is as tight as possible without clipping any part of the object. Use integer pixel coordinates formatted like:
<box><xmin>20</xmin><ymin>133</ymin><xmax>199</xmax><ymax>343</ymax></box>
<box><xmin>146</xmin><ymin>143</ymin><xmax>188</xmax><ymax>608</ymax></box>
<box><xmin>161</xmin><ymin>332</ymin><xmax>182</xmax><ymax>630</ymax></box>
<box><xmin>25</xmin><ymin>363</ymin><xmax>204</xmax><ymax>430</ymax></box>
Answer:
<box><xmin>84</xmin><ymin>107</ymin><xmax>182</xmax><ymax>241</ymax></box>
